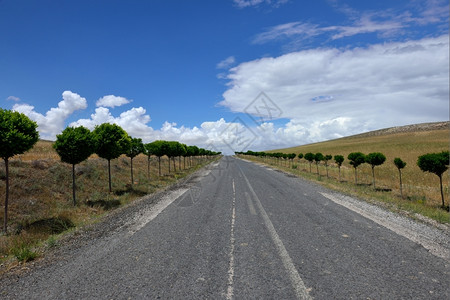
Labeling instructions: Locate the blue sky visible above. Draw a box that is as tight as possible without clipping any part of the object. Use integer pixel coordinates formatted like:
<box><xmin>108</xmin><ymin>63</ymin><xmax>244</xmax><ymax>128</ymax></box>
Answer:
<box><xmin>1</xmin><ymin>0</ymin><xmax>448</xmax><ymax>154</ymax></box>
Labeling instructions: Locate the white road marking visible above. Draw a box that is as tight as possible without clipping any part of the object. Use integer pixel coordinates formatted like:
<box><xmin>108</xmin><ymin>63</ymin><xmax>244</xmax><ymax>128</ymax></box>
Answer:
<box><xmin>128</xmin><ymin>188</ymin><xmax>189</xmax><ymax>235</ymax></box>
<box><xmin>238</xmin><ymin>167</ymin><xmax>312</xmax><ymax>300</ymax></box>
<box><xmin>320</xmin><ymin>192</ymin><xmax>450</xmax><ymax>262</ymax></box>
<box><xmin>245</xmin><ymin>191</ymin><xmax>257</xmax><ymax>215</ymax></box>
<box><xmin>226</xmin><ymin>179</ymin><xmax>237</xmax><ymax>300</ymax></box>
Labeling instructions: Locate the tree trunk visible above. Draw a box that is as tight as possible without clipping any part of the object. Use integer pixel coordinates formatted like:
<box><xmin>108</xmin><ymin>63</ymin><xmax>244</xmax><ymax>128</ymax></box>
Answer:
<box><xmin>72</xmin><ymin>164</ymin><xmax>76</xmax><ymax>206</ymax></box>
<box><xmin>354</xmin><ymin>167</ymin><xmax>358</xmax><ymax>185</ymax></box>
<box><xmin>108</xmin><ymin>159</ymin><xmax>112</xmax><ymax>193</ymax></box>
<box><xmin>371</xmin><ymin>166</ymin><xmax>376</xmax><ymax>189</ymax></box>
<box><xmin>168</xmin><ymin>156</ymin><xmax>171</xmax><ymax>173</ymax></box>
<box><xmin>316</xmin><ymin>163</ymin><xmax>319</xmax><ymax>175</ymax></box>
<box><xmin>173</xmin><ymin>157</ymin><xmax>176</xmax><ymax>172</ymax></box>
<box><xmin>398</xmin><ymin>169</ymin><xmax>403</xmax><ymax>199</ymax></box>
<box><xmin>3</xmin><ymin>158</ymin><xmax>9</xmax><ymax>233</ymax></box>
<box><xmin>439</xmin><ymin>174</ymin><xmax>445</xmax><ymax>208</ymax></box>
<box><xmin>338</xmin><ymin>166</ymin><xmax>341</xmax><ymax>182</ymax></box>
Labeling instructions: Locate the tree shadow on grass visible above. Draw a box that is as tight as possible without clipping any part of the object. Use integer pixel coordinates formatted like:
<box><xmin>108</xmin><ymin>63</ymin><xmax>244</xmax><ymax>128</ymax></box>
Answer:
<box><xmin>86</xmin><ymin>199</ymin><xmax>121</xmax><ymax>210</ymax></box>
<box><xmin>16</xmin><ymin>216</ymin><xmax>75</xmax><ymax>235</ymax></box>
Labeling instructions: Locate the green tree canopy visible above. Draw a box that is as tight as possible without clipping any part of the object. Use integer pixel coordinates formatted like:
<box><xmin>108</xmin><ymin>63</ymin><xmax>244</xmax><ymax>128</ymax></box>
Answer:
<box><xmin>0</xmin><ymin>109</ymin><xmax>39</xmax><ymax>160</ymax></box>
<box><xmin>93</xmin><ymin>123</ymin><xmax>131</xmax><ymax>161</ymax></box>
<box><xmin>53</xmin><ymin>126</ymin><xmax>95</xmax><ymax>165</ymax></box>
<box><xmin>334</xmin><ymin>155</ymin><xmax>344</xmax><ymax>166</ymax></box>
<box><xmin>0</xmin><ymin>109</ymin><xmax>39</xmax><ymax>233</ymax></box>
<box><xmin>394</xmin><ymin>157</ymin><xmax>407</xmax><ymax>170</ymax></box>
<box><xmin>126</xmin><ymin>137</ymin><xmax>144</xmax><ymax>159</ymax></box>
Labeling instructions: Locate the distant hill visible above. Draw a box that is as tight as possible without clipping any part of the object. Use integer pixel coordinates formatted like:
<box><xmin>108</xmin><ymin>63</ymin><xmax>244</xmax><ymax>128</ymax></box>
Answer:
<box><xmin>347</xmin><ymin>121</ymin><xmax>449</xmax><ymax>139</ymax></box>
<box><xmin>271</xmin><ymin>121</ymin><xmax>449</xmax><ymax>153</ymax></box>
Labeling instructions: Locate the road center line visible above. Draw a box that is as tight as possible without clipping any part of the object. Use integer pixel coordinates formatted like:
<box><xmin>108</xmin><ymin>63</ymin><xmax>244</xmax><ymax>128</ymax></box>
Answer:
<box><xmin>226</xmin><ymin>179</ymin><xmax>236</xmax><ymax>300</ymax></box>
<box><xmin>237</xmin><ymin>165</ymin><xmax>312</xmax><ymax>300</ymax></box>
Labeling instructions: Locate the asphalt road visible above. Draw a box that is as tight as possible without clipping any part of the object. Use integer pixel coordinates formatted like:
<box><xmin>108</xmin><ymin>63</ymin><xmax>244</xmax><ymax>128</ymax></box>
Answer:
<box><xmin>1</xmin><ymin>157</ymin><xmax>449</xmax><ymax>299</ymax></box>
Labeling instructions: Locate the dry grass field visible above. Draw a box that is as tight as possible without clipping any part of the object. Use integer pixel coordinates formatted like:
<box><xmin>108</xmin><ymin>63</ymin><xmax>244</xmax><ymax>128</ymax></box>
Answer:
<box><xmin>242</xmin><ymin>122</ymin><xmax>449</xmax><ymax>223</ymax></box>
<box><xmin>0</xmin><ymin>141</ymin><xmax>217</xmax><ymax>266</ymax></box>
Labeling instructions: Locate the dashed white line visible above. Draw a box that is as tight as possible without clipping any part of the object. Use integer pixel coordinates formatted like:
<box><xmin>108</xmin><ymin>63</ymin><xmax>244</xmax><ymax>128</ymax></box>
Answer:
<box><xmin>226</xmin><ymin>179</ymin><xmax>237</xmax><ymax>300</ymax></box>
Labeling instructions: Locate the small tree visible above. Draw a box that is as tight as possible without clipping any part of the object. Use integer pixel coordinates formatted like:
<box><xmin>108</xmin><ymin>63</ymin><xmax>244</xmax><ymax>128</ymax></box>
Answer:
<box><xmin>146</xmin><ymin>140</ymin><xmax>167</xmax><ymax>176</ymax></box>
<box><xmin>417</xmin><ymin>151</ymin><xmax>449</xmax><ymax>208</ymax></box>
<box><xmin>126</xmin><ymin>137</ymin><xmax>145</xmax><ymax>187</ymax></box>
<box><xmin>166</xmin><ymin>141</ymin><xmax>180</xmax><ymax>172</ymax></box>
<box><xmin>334</xmin><ymin>155</ymin><xmax>344</xmax><ymax>182</ymax></box>
<box><xmin>323</xmin><ymin>154</ymin><xmax>332</xmax><ymax>178</ymax></box>
<box><xmin>366</xmin><ymin>152</ymin><xmax>386</xmax><ymax>189</ymax></box>
<box><xmin>53</xmin><ymin>126</ymin><xmax>95</xmax><ymax>206</ymax></box>
<box><xmin>393</xmin><ymin>158</ymin><xmax>407</xmax><ymax>199</ymax></box>
<box><xmin>314</xmin><ymin>152</ymin><xmax>324</xmax><ymax>175</ymax></box>
<box><xmin>348</xmin><ymin>152</ymin><xmax>366</xmax><ymax>184</ymax></box>
<box><xmin>298</xmin><ymin>153</ymin><xmax>304</xmax><ymax>172</ymax></box>
<box><xmin>0</xmin><ymin>109</ymin><xmax>39</xmax><ymax>233</ymax></box>
<box><xmin>93</xmin><ymin>123</ymin><xmax>131</xmax><ymax>193</ymax></box>
<box><xmin>304</xmin><ymin>152</ymin><xmax>315</xmax><ymax>173</ymax></box>
<box><xmin>288</xmin><ymin>153</ymin><xmax>296</xmax><ymax>168</ymax></box>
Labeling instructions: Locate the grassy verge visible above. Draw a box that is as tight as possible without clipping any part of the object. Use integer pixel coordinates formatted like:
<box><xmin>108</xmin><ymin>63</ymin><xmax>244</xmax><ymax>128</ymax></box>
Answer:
<box><xmin>242</xmin><ymin>156</ymin><xmax>449</xmax><ymax>225</ymax></box>
<box><xmin>0</xmin><ymin>140</ymin><xmax>219</xmax><ymax>269</ymax></box>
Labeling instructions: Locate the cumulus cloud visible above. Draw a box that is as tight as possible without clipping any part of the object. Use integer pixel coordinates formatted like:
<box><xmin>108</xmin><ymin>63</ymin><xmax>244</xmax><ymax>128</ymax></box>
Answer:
<box><xmin>70</xmin><ymin>106</ymin><xmax>154</xmax><ymax>140</ymax></box>
<box><xmin>220</xmin><ymin>35</ymin><xmax>449</xmax><ymax>138</ymax></box>
<box><xmin>96</xmin><ymin>95</ymin><xmax>131</xmax><ymax>108</ymax></box>
<box><xmin>13</xmin><ymin>91</ymin><xmax>87</xmax><ymax>140</ymax></box>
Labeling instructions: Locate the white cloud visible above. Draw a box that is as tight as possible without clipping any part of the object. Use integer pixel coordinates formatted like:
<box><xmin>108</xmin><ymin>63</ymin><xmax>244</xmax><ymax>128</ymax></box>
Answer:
<box><xmin>220</xmin><ymin>36</ymin><xmax>449</xmax><ymax>141</ymax></box>
<box><xmin>233</xmin><ymin>0</ymin><xmax>288</xmax><ymax>8</ymax></box>
<box><xmin>70</xmin><ymin>106</ymin><xmax>154</xmax><ymax>140</ymax></box>
<box><xmin>253</xmin><ymin>0</ymin><xmax>448</xmax><ymax>45</ymax></box>
<box><xmin>217</xmin><ymin>56</ymin><xmax>236</xmax><ymax>69</ymax></box>
<box><xmin>96</xmin><ymin>95</ymin><xmax>131</xmax><ymax>108</ymax></box>
<box><xmin>13</xmin><ymin>91</ymin><xmax>87</xmax><ymax>140</ymax></box>
<box><xmin>6</xmin><ymin>96</ymin><xmax>20</xmax><ymax>101</ymax></box>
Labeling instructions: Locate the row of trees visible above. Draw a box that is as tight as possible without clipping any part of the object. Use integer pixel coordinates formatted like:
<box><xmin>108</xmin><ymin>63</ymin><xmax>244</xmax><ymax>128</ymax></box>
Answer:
<box><xmin>237</xmin><ymin>150</ymin><xmax>449</xmax><ymax>209</ymax></box>
<box><xmin>0</xmin><ymin>109</ymin><xmax>220</xmax><ymax>233</ymax></box>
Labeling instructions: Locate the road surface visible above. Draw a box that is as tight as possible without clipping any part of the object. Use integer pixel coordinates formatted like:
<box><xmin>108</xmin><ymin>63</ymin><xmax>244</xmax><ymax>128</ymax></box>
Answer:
<box><xmin>1</xmin><ymin>156</ymin><xmax>449</xmax><ymax>299</ymax></box>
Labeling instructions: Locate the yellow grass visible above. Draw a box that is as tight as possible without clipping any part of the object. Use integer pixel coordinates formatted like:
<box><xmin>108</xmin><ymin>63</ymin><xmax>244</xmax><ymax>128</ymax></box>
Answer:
<box><xmin>243</xmin><ymin>125</ymin><xmax>449</xmax><ymax>223</ymax></box>
<box><xmin>0</xmin><ymin>141</ymin><xmax>218</xmax><ymax>267</ymax></box>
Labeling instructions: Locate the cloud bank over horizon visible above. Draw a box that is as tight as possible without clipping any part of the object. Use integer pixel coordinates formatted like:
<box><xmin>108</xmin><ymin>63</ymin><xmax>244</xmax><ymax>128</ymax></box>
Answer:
<box><xmin>11</xmin><ymin>35</ymin><xmax>449</xmax><ymax>155</ymax></box>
